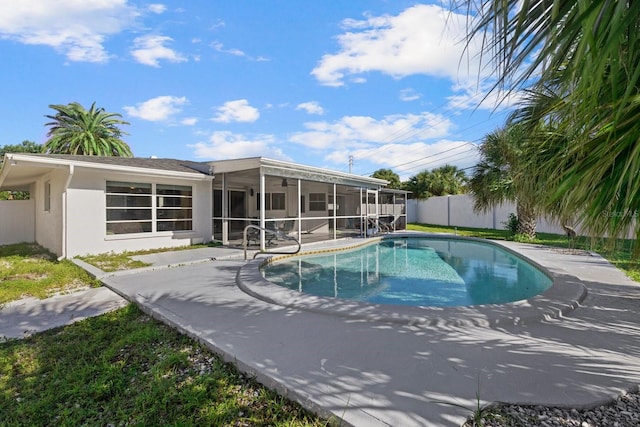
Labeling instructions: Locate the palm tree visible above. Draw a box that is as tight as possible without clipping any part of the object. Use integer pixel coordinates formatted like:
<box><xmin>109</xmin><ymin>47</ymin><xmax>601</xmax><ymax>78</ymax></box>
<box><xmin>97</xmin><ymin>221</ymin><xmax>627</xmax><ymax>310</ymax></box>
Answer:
<box><xmin>44</xmin><ymin>102</ymin><xmax>133</xmax><ymax>157</ymax></box>
<box><xmin>405</xmin><ymin>165</ymin><xmax>467</xmax><ymax>199</ymax></box>
<box><xmin>461</xmin><ymin>0</ymin><xmax>640</xmax><ymax>240</ymax></box>
<box><xmin>469</xmin><ymin>124</ymin><xmax>540</xmax><ymax>239</ymax></box>
<box><xmin>430</xmin><ymin>165</ymin><xmax>467</xmax><ymax>196</ymax></box>
<box><xmin>371</xmin><ymin>168</ymin><xmax>402</xmax><ymax>189</ymax></box>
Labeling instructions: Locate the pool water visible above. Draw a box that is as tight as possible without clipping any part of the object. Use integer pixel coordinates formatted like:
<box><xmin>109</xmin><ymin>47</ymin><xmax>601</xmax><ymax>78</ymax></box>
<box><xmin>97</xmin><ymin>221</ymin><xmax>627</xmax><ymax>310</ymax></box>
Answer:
<box><xmin>261</xmin><ymin>238</ymin><xmax>553</xmax><ymax>307</ymax></box>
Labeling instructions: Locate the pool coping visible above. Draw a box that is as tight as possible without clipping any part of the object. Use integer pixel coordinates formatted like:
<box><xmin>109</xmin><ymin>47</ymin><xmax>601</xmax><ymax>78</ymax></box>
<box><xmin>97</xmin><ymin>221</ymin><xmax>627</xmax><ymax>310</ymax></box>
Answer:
<box><xmin>236</xmin><ymin>233</ymin><xmax>589</xmax><ymax>327</ymax></box>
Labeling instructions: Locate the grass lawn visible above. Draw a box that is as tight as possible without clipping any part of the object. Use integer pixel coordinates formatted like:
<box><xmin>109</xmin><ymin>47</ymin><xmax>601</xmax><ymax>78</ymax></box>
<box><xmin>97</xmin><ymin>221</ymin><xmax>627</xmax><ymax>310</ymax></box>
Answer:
<box><xmin>0</xmin><ymin>304</ymin><xmax>326</xmax><ymax>427</ymax></box>
<box><xmin>0</xmin><ymin>243</ymin><xmax>100</xmax><ymax>305</ymax></box>
<box><xmin>408</xmin><ymin>223</ymin><xmax>640</xmax><ymax>282</ymax></box>
<box><xmin>1</xmin><ymin>242</ymin><xmax>327</xmax><ymax>426</ymax></box>
<box><xmin>77</xmin><ymin>241</ymin><xmax>223</xmax><ymax>272</ymax></box>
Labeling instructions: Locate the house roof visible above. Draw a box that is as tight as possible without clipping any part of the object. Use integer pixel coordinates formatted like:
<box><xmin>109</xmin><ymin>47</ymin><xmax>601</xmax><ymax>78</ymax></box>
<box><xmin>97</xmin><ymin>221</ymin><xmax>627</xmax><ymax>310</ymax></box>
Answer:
<box><xmin>11</xmin><ymin>154</ymin><xmax>212</xmax><ymax>174</ymax></box>
<box><xmin>0</xmin><ymin>153</ymin><xmax>389</xmax><ymax>191</ymax></box>
<box><xmin>0</xmin><ymin>153</ymin><xmax>212</xmax><ymax>190</ymax></box>
<box><xmin>207</xmin><ymin>156</ymin><xmax>388</xmax><ymax>188</ymax></box>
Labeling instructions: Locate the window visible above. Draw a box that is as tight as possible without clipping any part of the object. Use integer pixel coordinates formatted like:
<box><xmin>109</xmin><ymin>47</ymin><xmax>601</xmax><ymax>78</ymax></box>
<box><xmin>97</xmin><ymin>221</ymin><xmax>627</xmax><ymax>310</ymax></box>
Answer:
<box><xmin>106</xmin><ymin>181</ymin><xmax>152</xmax><ymax>234</ymax></box>
<box><xmin>300</xmin><ymin>195</ymin><xmax>306</xmax><ymax>213</ymax></box>
<box><xmin>157</xmin><ymin>184</ymin><xmax>192</xmax><ymax>231</ymax></box>
<box><xmin>271</xmin><ymin>193</ymin><xmax>285</xmax><ymax>210</ymax></box>
<box><xmin>257</xmin><ymin>193</ymin><xmax>285</xmax><ymax>210</ymax></box>
<box><xmin>309</xmin><ymin>193</ymin><xmax>326</xmax><ymax>211</ymax></box>
<box><xmin>106</xmin><ymin>181</ymin><xmax>192</xmax><ymax>235</ymax></box>
<box><xmin>44</xmin><ymin>181</ymin><xmax>51</xmax><ymax>212</ymax></box>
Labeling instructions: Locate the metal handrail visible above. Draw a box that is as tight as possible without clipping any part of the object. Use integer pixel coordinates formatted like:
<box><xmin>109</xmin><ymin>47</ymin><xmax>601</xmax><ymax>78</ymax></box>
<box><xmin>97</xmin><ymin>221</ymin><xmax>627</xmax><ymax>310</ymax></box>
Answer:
<box><xmin>243</xmin><ymin>224</ymin><xmax>301</xmax><ymax>260</ymax></box>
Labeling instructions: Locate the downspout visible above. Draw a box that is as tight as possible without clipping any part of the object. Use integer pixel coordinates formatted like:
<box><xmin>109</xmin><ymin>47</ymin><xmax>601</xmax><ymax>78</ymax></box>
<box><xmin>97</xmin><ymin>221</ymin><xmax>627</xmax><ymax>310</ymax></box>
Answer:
<box><xmin>58</xmin><ymin>164</ymin><xmax>74</xmax><ymax>260</ymax></box>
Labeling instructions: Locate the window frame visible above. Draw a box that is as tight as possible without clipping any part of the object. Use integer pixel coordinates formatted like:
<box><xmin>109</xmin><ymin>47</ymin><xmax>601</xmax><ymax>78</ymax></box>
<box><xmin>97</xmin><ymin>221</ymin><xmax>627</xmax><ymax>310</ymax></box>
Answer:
<box><xmin>105</xmin><ymin>181</ymin><xmax>193</xmax><ymax>235</ymax></box>
<box><xmin>309</xmin><ymin>193</ymin><xmax>326</xmax><ymax>211</ymax></box>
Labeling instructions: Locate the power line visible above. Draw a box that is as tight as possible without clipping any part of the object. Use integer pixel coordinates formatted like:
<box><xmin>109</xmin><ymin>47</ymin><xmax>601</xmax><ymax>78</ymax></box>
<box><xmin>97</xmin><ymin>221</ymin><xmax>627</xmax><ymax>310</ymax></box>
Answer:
<box><xmin>360</xmin><ymin>141</ymin><xmax>478</xmax><ymax>176</ymax></box>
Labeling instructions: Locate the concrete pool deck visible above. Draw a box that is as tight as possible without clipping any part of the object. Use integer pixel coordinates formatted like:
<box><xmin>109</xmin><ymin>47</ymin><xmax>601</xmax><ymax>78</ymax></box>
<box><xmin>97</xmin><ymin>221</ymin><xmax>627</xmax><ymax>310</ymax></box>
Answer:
<box><xmin>6</xmin><ymin>233</ymin><xmax>639</xmax><ymax>426</ymax></box>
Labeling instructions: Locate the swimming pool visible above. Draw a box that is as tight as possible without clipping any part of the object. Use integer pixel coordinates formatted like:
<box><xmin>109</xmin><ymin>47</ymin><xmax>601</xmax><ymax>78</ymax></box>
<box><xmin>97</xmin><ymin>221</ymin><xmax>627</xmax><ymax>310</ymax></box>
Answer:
<box><xmin>261</xmin><ymin>237</ymin><xmax>553</xmax><ymax>307</ymax></box>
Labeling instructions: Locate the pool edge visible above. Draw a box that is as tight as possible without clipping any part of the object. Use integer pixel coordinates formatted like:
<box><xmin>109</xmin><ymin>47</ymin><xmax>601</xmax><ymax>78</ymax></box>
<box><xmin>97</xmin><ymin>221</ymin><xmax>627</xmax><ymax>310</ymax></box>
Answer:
<box><xmin>236</xmin><ymin>233</ymin><xmax>589</xmax><ymax>327</ymax></box>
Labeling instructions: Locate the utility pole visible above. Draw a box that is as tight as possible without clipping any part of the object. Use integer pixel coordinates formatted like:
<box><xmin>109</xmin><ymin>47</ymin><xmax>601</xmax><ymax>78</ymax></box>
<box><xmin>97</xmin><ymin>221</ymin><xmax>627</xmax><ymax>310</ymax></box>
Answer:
<box><xmin>348</xmin><ymin>155</ymin><xmax>353</xmax><ymax>174</ymax></box>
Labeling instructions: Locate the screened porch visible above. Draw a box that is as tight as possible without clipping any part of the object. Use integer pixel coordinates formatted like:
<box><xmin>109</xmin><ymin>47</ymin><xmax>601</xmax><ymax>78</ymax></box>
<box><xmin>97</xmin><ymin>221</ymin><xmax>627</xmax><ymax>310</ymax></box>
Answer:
<box><xmin>208</xmin><ymin>158</ymin><xmax>407</xmax><ymax>249</ymax></box>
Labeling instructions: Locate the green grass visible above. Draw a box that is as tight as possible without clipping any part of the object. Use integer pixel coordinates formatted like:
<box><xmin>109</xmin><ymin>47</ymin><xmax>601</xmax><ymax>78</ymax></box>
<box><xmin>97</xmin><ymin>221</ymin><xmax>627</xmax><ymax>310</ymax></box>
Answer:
<box><xmin>408</xmin><ymin>223</ymin><xmax>640</xmax><ymax>282</ymax></box>
<box><xmin>0</xmin><ymin>304</ymin><xmax>327</xmax><ymax>426</ymax></box>
<box><xmin>0</xmin><ymin>243</ymin><xmax>100</xmax><ymax>304</ymax></box>
<box><xmin>77</xmin><ymin>241</ymin><xmax>223</xmax><ymax>272</ymax></box>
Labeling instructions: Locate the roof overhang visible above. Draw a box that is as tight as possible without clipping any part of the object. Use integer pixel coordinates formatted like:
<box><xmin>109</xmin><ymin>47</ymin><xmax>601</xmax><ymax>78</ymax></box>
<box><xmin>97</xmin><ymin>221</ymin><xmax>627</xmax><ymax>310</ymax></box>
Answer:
<box><xmin>0</xmin><ymin>153</ymin><xmax>212</xmax><ymax>191</ymax></box>
<box><xmin>207</xmin><ymin>157</ymin><xmax>388</xmax><ymax>189</ymax></box>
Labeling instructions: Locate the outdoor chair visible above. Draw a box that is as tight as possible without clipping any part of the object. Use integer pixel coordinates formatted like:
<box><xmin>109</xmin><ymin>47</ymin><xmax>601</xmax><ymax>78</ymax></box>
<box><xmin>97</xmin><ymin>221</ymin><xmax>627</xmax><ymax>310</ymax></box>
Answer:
<box><xmin>276</xmin><ymin>218</ymin><xmax>296</xmax><ymax>240</ymax></box>
<box><xmin>245</xmin><ymin>220</ymin><xmax>276</xmax><ymax>246</ymax></box>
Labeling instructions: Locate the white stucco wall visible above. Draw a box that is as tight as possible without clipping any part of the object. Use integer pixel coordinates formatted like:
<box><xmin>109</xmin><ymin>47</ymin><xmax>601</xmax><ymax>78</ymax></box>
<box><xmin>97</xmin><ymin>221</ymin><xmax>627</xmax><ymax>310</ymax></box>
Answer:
<box><xmin>34</xmin><ymin>170</ymin><xmax>67</xmax><ymax>256</ymax></box>
<box><xmin>0</xmin><ymin>199</ymin><xmax>35</xmax><ymax>245</ymax></box>
<box><xmin>64</xmin><ymin>169</ymin><xmax>213</xmax><ymax>257</ymax></box>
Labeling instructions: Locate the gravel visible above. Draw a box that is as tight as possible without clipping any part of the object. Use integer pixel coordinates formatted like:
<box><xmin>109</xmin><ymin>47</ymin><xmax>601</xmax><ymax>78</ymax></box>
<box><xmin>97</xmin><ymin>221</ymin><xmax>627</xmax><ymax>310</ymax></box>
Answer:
<box><xmin>467</xmin><ymin>390</ymin><xmax>640</xmax><ymax>426</ymax></box>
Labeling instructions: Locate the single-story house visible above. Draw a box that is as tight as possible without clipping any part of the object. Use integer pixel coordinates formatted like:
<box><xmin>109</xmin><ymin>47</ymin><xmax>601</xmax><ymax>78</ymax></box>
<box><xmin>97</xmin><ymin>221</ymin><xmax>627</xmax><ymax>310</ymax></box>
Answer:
<box><xmin>0</xmin><ymin>153</ymin><xmax>407</xmax><ymax>258</ymax></box>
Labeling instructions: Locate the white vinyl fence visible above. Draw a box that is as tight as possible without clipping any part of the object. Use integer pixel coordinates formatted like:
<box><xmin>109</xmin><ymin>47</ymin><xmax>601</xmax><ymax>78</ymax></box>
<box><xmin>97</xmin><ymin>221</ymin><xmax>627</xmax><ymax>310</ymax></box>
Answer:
<box><xmin>407</xmin><ymin>194</ymin><xmax>577</xmax><ymax>236</ymax></box>
<box><xmin>0</xmin><ymin>199</ymin><xmax>35</xmax><ymax>245</ymax></box>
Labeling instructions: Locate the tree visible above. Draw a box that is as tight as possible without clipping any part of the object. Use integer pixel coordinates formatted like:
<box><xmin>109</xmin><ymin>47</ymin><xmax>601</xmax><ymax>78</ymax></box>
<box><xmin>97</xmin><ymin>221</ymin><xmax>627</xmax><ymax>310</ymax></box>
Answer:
<box><xmin>469</xmin><ymin>124</ymin><xmax>541</xmax><ymax>239</ymax></box>
<box><xmin>0</xmin><ymin>140</ymin><xmax>43</xmax><ymax>158</ymax></box>
<box><xmin>371</xmin><ymin>168</ymin><xmax>402</xmax><ymax>189</ymax></box>
<box><xmin>461</xmin><ymin>0</ymin><xmax>640</xmax><ymax>240</ymax></box>
<box><xmin>405</xmin><ymin>164</ymin><xmax>467</xmax><ymax>199</ymax></box>
<box><xmin>430</xmin><ymin>165</ymin><xmax>467</xmax><ymax>196</ymax></box>
<box><xmin>44</xmin><ymin>102</ymin><xmax>133</xmax><ymax>157</ymax></box>
<box><xmin>0</xmin><ymin>140</ymin><xmax>44</xmax><ymax>200</ymax></box>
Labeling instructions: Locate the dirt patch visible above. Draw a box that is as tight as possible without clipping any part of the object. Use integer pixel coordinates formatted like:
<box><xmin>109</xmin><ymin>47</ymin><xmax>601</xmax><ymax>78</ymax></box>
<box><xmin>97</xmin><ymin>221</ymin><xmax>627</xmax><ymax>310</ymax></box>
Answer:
<box><xmin>541</xmin><ymin>246</ymin><xmax>594</xmax><ymax>256</ymax></box>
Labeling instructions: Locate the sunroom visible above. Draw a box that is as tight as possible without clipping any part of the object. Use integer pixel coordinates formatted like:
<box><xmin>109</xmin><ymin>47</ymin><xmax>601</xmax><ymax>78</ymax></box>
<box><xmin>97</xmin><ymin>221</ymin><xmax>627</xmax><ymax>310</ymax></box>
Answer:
<box><xmin>208</xmin><ymin>157</ymin><xmax>407</xmax><ymax>250</ymax></box>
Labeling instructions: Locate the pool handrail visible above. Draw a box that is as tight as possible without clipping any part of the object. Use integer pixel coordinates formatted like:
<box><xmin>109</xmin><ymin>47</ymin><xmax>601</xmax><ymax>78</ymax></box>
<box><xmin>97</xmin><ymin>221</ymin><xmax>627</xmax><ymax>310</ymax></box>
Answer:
<box><xmin>243</xmin><ymin>224</ymin><xmax>301</xmax><ymax>260</ymax></box>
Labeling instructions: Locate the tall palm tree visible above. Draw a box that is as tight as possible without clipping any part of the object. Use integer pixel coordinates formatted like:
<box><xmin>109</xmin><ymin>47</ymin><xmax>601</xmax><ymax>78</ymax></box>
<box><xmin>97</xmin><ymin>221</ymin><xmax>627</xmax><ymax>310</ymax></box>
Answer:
<box><xmin>461</xmin><ymin>0</ymin><xmax>640</xmax><ymax>240</ymax></box>
<box><xmin>469</xmin><ymin>124</ymin><xmax>540</xmax><ymax>238</ymax></box>
<box><xmin>44</xmin><ymin>102</ymin><xmax>133</xmax><ymax>157</ymax></box>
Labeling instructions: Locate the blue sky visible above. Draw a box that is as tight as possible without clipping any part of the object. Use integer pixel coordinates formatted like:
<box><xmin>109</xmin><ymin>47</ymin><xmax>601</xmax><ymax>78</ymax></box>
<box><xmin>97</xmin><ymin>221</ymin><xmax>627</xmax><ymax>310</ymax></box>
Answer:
<box><xmin>0</xmin><ymin>1</ymin><xmax>515</xmax><ymax>180</ymax></box>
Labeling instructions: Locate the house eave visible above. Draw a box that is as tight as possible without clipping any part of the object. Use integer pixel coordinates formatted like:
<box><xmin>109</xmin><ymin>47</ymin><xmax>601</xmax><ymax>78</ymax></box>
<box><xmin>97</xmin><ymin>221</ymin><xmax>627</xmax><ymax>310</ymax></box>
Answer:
<box><xmin>207</xmin><ymin>156</ymin><xmax>388</xmax><ymax>188</ymax></box>
<box><xmin>0</xmin><ymin>153</ymin><xmax>212</xmax><ymax>189</ymax></box>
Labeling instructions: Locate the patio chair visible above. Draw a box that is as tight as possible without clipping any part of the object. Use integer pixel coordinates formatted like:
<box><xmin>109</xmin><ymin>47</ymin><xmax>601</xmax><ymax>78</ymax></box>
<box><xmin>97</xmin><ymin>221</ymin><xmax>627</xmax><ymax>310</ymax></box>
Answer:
<box><xmin>246</xmin><ymin>220</ymin><xmax>276</xmax><ymax>246</ymax></box>
<box><xmin>276</xmin><ymin>218</ymin><xmax>296</xmax><ymax>240</ymax></box>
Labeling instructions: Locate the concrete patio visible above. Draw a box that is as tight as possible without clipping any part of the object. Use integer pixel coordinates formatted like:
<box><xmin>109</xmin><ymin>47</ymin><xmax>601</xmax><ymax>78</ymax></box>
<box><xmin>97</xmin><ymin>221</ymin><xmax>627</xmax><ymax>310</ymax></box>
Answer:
<box><xmin>92</xmin><ymin>235</ymin><xmax>640</xmax><ymax>426</ymax></box>
<box><xmin>3</xmin><ymin>234</ymin><xmax>639</xmax><ymax>426</ymax></box>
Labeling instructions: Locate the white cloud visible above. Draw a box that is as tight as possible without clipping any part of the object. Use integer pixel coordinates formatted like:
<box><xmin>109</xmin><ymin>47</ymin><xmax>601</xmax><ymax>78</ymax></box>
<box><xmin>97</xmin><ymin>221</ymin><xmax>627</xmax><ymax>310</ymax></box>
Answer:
<box><xmin>211</xmin><ymin>41</ymin><xmax>245</xmax><ymax>57</ymax></box>
<box><xmin>289</xmin><ymin>112</ymin><xmax>452</xmax><ymax>151</ymax></box>
<box><xmin>399</xmin><ymin>88</ymin><xmax>421</xmax><ymax>102</ymax></box>
<box><xmin>296</xmin><ymin>101</ymin><xmax>325</xmax><ymax>115</ymax></box>
<box><xmin>130</xmin><ymin>34</ymin><xmax>187</xmax><ymax>67</ymax></box>
<box><xmin>0</xmin><ymin>0</ymin><xmax>138</xmax><ymax>63</ymax></box>
<box><xmin>181</xmin><ymin>117</ymin><xmax>198</xmax><ymax>126</ymax></box>
<box><xmin>148</xmin><ymin>4</ymin><xmax>166</xmax><ymax>14</ymax></box>
<box><xmin>350</xmin><ymin>139</ymin><xmax>479</xmax><ymax>180</ymax></box>
<box><xmin>211</xmin><ymin>41</ymin><xmax>269</xmax><ymax>62</ymax></box>
<box><xmin>123</xmin><ymin>96</ymin><xmax>188</xmax><ymax>121</ymax></box>
<box><xmin>311</xmin><ymin>4</ymin><xmax>484</xmax><ymax>87</ymax></box>
<box><xmin>189</xmin><ymin>131</ymin><xmax>289</xmax><ymax>160</ymax></box>
<box><xmin>446</xmin><ymin>81</ymin><xmax>524</xmax><ymax>111</ymax></box>
<box><xmin>212</xmin><ymin>99</ymin><xmax>259</xmax><ymax>123</ymax></box>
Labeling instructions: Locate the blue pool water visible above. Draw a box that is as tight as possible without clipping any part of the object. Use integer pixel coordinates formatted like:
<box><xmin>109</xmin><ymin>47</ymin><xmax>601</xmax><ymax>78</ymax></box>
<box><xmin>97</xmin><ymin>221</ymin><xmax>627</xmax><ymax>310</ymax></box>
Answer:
<box><xmin>261</xmin><ymin>238</ymin><xmax>553</xmax><ymax>307</ymax></box>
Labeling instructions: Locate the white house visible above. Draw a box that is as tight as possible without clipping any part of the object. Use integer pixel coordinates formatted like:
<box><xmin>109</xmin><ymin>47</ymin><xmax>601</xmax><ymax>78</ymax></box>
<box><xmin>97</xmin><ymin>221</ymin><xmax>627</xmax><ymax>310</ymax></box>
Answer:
<box><xmin>0</xmin><ymin>154</ymin><xmax>407</xmax><ymax>258</ymax></box>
